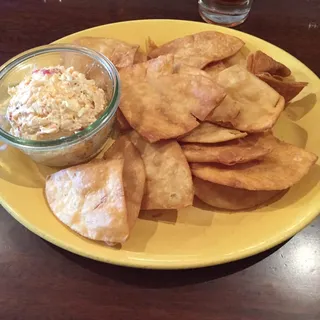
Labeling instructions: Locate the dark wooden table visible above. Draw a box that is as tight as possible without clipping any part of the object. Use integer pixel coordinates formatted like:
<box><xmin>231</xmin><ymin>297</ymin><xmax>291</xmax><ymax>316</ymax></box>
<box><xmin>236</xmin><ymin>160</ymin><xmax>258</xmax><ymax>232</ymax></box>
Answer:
<box><xmin>1</xmin><ymin>1</ymin><xmax>320</xmax><ymax>319</ymax></box>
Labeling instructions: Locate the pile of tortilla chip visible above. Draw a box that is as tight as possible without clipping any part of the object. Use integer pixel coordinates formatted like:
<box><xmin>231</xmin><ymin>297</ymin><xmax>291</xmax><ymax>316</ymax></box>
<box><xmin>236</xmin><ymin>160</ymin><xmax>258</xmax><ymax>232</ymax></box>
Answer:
<box><xmin>189</xmin><ymin>132</ymin><xmax>317</xmax><ymax>210</ymax></box>
<box><xmin>45</xmin><ymin>31</ymin><xmax>317</xmax><ymax>245</ymax></box>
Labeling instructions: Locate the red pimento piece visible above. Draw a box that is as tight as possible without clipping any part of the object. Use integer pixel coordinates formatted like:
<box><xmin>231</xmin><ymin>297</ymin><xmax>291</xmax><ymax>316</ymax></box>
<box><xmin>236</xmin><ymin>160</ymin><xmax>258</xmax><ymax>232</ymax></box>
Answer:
<box><xmin>42</xmin><ymin>69</ymin><xmax>54</xmax><ymax>75</ymax></box>
<box><xmin>32</xmin><ymin>68</ymin><xmax>61</xmax><ymax>76</ymax></box>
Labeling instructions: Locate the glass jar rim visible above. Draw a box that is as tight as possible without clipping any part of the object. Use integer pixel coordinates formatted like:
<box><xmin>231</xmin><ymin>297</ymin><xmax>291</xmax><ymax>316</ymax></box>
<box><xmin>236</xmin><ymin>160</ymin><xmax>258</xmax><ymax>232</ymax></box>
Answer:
<box><xmin>0</xmin><ymin>44</ymin><xmax>120</xmax><ymax>150</ymax></box>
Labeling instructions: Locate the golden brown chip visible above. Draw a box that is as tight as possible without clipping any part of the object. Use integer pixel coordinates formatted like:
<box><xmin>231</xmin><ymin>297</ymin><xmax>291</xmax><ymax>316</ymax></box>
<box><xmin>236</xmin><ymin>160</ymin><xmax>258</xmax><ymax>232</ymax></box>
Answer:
<box><xmin>103</xmin><ymin>136</ymin><xmax>146</xmax><ymax>230</ymax></box>
<box><xmin>116</xmin><ymin>109</ymin><xmax>131</xmax><ymax>131</ymax></box>
<box><xmin>182</xmin><ymin>133</ymin><xmax>272</xmax><ymax>165</ymax></box>
<box><xmin>257</xmin><ymin>73</ymin><xmax>308</xmax><ymax>103</ymax></box>
<box><xmin>215</xmin><ymin>65</ymin><xmax>285</xmax><ymax>132</ymax></box>
<box><xmin>224</xmin><ymin>47</ymin><xmax>249</xmax><ymax>67</ymax></box>
<box><xmin>203</xmin><ymin>61</ymin><xmax>226</xmax><ymax>80</ymax></box>
<box><xmin>128</xmin><ymin>131</ymin><xmax>193</xmax><ymax>210</ymax></box>
<box><xmin>120</xmin><ymin>73</ymin><xmax>226</xmax><ymax>143</ymax></box>
<box><xmin>45</xmin><ymin>159</ymin><xmax>129</xmax><ymax>244</ymax></box>
<box><xmin>120</xmin><ymin>54</ymin><xmax>174</xmax><ymax>82</ymax></box>
<box><xmin>178</xmin><ymin>122</ymin><xmax>246</xmax><ymax>144</ymax></box>
<box><xmin>174</xmin><ymin>64</ymin><xmax>212</xmax><ymax>79</ymax></box>
<box><xmin>203</xmin><ymin>48</ymin><xmax>248</xmax><ymax>80</ymax></box>
<box><xmin>63</xmin><ymin>37</ymin><xmax>140</xmax><ymax>92</ymax></box>
<box><xmin>191</xmin><ymin>135</ymin><xmax>318</xmax><ymax>190</ymax></box>
<box><xmin>70</xmin><ymin>37</ymin><xmax>139</xmax><ymax>69</ymax></box>
<box><xmin>247</xmin><ymin>50</ymin><xmax>291</xmax><ymax>77</ymax></box>
<box><xmin>146</xmin><ymin>37</ymin><xmax>158</xmax><ymax>56</ymax></box>
<box><xmin>194</xmin><ymin>177</ymin><xmax>281</xmax><ymax>210</ymax></box>
<box><xmin>148</xmin><ymin>31</ymin><xmax>244</xmax><ymax>69</ymax></box>
<box><xmin>273</xmin><ymin>75</ymin><xmax>284</xmax><ymax>81</ymax></box>
<box><xmin>205</xmin><ymin>95</ymin><xmax>240</xmax><ymax>124</ymax></box>
<box><xmin>133</xmin><ymin>49</ymin><xmax>148</xmax><ymax>64</ymax></box>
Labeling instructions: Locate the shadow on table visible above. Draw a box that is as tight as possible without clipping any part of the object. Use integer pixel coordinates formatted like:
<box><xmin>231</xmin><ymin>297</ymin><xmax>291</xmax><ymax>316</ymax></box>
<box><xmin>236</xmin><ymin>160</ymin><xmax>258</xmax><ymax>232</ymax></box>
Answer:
<box><xmin>49</xmin><ymin>240</ymin><xmax>288</xmax><ymax>289</ymax></box>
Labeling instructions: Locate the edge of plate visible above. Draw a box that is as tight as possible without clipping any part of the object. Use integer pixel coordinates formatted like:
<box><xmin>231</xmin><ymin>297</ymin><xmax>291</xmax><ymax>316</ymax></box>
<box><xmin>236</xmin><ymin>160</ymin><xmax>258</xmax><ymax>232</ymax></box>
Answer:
<box><xmin>1</xmin><ymin>195</ymin><xmax>319</xmax><ymax>269</ymax></box>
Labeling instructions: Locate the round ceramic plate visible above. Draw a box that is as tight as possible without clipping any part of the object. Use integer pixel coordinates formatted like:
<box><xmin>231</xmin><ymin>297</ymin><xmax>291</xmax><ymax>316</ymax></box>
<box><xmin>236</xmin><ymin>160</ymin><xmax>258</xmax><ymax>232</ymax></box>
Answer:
<box><xmin>1</xmin><ymin>20</ymin><xmax>319</xmax><ymax>269</ymax></box>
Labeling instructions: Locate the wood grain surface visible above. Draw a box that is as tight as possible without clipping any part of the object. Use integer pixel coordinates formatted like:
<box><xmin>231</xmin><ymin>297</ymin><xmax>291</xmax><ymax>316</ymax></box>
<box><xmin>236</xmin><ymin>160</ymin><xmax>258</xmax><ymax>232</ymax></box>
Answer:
<box><xmin>0</xmin><ymin>0</ymin><xmax>319</xmax><ymax>319</ymax></box>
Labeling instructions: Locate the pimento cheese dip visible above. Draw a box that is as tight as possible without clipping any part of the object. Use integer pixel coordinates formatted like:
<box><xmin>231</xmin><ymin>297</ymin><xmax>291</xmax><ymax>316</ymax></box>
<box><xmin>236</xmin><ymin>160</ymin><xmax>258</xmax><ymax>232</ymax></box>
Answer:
<box><xmin>6</xmin><ymin>66</ymin><xmax>107</xmax><ymax>140</ymax></box>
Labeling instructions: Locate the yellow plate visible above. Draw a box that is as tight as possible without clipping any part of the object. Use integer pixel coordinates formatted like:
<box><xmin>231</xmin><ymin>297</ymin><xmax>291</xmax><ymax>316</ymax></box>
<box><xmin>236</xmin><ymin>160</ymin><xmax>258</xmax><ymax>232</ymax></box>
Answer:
<box><xmin>1</xmin><ymin>19</ymin><xmax>320</xmax><ymax>269</ymax></box>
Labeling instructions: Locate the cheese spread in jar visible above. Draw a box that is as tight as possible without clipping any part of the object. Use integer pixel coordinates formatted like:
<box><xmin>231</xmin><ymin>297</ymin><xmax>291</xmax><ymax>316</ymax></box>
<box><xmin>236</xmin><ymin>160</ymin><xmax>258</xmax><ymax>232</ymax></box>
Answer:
<box><xmin>6</xmin><ymin>66</ymin><xmax>107</xmax><ymax>140</ymax></box>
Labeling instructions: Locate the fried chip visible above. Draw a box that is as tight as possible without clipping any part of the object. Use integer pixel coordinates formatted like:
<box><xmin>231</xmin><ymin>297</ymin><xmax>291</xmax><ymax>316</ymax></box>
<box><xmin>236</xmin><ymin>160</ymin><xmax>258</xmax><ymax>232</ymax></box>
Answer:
<box><xmin>120</xmin><ymin>54</ymin><xmax>175</xmax><ymax>82</ymax></box>
<box><xmin>257</xmin><ymin>73</ymin><xmax>308</xmax><ymax>103</ymax></box>
<box><xmin>128</xmin><ymin>131</ymin><xmax>193</xmax><ymax>210</ymax></box>
<box><xmin>174</xmin><ymin>64</ymin><xmax>212</xmax><ymax>79</ymax></box>
<box><xmin>224</xmin><ymin>47</ymin><xmax>249</xmax><ymax>67</ymax></box>
<box><xmin>191</xmin><ymin>135</ymin><xmax>318</xmax><ymax>190</ymax></box>
<box><xmin>63</xmin><ymin>37</ymin><xmax>140</xmax><ymax>91</ymax></box>
<box><xmin>71</xmin><ymin>37</ymin><xmax>139</xmax><ymax>69</ymax></box>
<box><xmin>247</xmin><ymin>50</ymin><xmax>291</xmax><ymax>77</ymax></box>
<box><xmin>178</xmin><ymin>122</ymin><xmax>246</xmax><ymax>144</ymax></box>
<box><xmin>148</xmin><ymin>31</ymin><xmax>244</xmax><ymax>69</ymax></box>
<box><xmin>215</xmin><ymin>65</ymin><xmax>285</xmax><ymax>132</ymax></box>
<box><xmin>116</xmin><ymin>109</ymin><xmax>131</xmax><ymax>131</ymax></box>
<box><xmin>120</xmin><ymin>73</ymin><xmax>226</xmax><ymax>142</ymax></box>
<box><xmin>205</xmin><ymin>94</ymin><xmax>240</xmax><ymax>124</ymax></box>
<box><xmin>133</xmin><ymin>49</ymin><xmax>148</xmax><ymax>64</ymax></box>
<box><xmin>103</xmin><ymin>136</ymin><xmax>146</xmax><ymax>230</ymax></box>
<box><xmin>45</xmin><ymin>159</ymin><xmax>129</xmax><ymax>244</ymax></box>
<box><xmin>203</xmin><ymin>61</ymin><xmax>226</xmax><ymax>80</ymax></box>
<box><xmin>146</xmin><ymin>37</ymin><xmax>158</xmax><ymax>56</ymax></box>
<box><xmin>182</xmin><ymin>133</ymin><xmax>271</xmax><ymax>165</ymax></box>
<box><xmin>194</xmin><ymin>177</ymin><xmax>281</xmax><ymax>210</ymax></box>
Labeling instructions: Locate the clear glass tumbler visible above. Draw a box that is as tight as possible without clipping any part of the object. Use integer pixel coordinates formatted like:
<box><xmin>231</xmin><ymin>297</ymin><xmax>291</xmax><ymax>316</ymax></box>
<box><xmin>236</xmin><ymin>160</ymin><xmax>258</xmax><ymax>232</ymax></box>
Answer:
<box><xmin>198</xmin><ymin>0</ymin><xmax>254</xmax><ymax>27</ymax></box>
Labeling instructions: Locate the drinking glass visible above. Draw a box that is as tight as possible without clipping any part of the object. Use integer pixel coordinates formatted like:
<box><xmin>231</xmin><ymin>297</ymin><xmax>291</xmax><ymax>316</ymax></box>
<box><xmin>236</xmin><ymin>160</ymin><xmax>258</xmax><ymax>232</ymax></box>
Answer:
<box><xmin>198</xmin><ymin>0</ymin><xmax>254</xmax><ymax>27</ymax></box>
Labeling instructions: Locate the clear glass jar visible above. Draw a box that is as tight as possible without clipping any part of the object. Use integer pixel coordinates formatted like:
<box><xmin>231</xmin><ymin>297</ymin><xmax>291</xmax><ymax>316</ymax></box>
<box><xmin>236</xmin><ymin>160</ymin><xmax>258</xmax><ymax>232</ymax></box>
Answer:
<box><xmin>0</xmin><ymin>44</ymin><xmax>120</xmax><ymax>167</ymax></box>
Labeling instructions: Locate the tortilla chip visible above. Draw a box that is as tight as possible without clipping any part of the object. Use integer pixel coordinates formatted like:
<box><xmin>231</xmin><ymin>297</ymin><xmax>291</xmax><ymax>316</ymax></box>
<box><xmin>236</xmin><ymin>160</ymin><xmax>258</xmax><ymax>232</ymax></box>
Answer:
<box><xmin>146</xmin><ymin>37</ymin><xmax>158</xmax><ymax>56</ymax></box>
<box><xmin>247</xmin><ymin>50</ymin><xmax>291</xmax><ymax>77</ymax></box>
<box><xmin>45</xmin><ymin>159</ymin><xmax>129</xmax><ymax>244</ymax></box>
<box><xmin>224</xmin><ymin>47</ymin><xmax>249</xmax><ymax>67</ymax></box>
<box><xmin>116</xmin><ymin>109</ymin><xmax>131</xmax><ymax>131</ymax></box>
<box><xmin>204</xmin><ymin>61</ymin><xmax>226</xmax><ymax>80</ymax></box>
<box><xmin>191</xmin><ymin>135</ymin><xmax>318</xmax><ymax>190</ymax></box>
<box><xmin>215</xmin><ymin>65</ymin><xmax>285</xmax><ymax>132</ymax></box>
<box><xmin>120</xmin><ymin>73</ymin><xmax>226</xmax><ymax>142</ymax></box>
<box><xmin>182</xmin><ymin>133</ymin><xmax>272</xmax><ymax>165</ymax></box>
<box><xmin>194</xmin><ymin>177</ymin><xmax>281</xmax><ymax>210</ymax></box>
<box><xmin>178</xmin><ymin>122</ymin><xmax>246</xmax><ymax>143</ymax></box>
<box><xmin>134</xmin><ymin>49</ymin><xmax>148</xmax><ymax>64</ymax></box>
<box><xmin>205</xmin><ymin>94</ymin><xmax>240</xmax><ymax>124</ymax></box>
<box><xmin>148</xmin><ymin>31</ymin><xmax>244</xmax><ymax>69</ymax></box>
<box><xmin>273</xmin><ymin>75</ymin><xmax>284</xmax><ymax>81</ymax></box>
<box><xmin>63</xmin><ymin>37</ymin><xmax>140</xmax><ymax>91</ymax></box>
<box><xmin>120</xmin><ymin>54</ymin><xmax>175</xmax><ymax>82</ymax></box>
<box><xmin>257</xmin><ymin>73</ymin><xmax>308</xmax><ymax>102</ymax></box>
<box><xmin>69</xmin><ymin>37</ymin><xmax>139</xmax><ymax>69</ymax></box>
<box><xmin>203</xmin><ymin>47</ymin><xmax>248</xmax><ymax>80</ymax></box>
<box><xmin>128</xmin><ymin>131</ymin><xmax>193</xmax><ymax>210</ymax></box>
<box><xmin>103</xmin><ymin>136</ymin><xmax>146</xmax><ymax>230</ymax></box>
<box><xmin>174</xmin><ymin>64</ymin><xmax>212</xmax><ymax>79</ymax></box>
